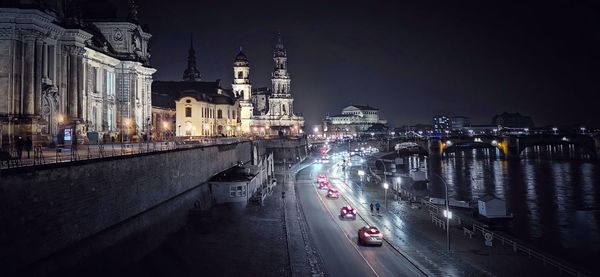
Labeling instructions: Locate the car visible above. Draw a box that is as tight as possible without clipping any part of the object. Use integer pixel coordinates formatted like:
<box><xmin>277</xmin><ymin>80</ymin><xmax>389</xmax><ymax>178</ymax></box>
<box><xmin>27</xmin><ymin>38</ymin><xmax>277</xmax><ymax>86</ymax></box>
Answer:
<box><xmin>326</xmin><ymin>188</ymin><xmax>340</xmax><ymax>198</ymax></box>
<box><xmin>316</xmin><ymin>174</ymin><xmax>327</xmax><ymax>183</ymax></box>
<box><xmin>321</xmin><ymin>155</ymin><xmax>330</xmax><ymax>163</ymax></box>
<box><xmin>357</xmin><ymin>226</ymin><xmax>383</xmax><ymax>246</ymax></box>
<box><xmin>318</xmin><ymin>180</ymin><xmax>330</xmax><ymax>190</ymax></box>
<box><xmin>340</xmin><ymin>206</ymin><xmax>357</xmax><ymax>219</ymax></box>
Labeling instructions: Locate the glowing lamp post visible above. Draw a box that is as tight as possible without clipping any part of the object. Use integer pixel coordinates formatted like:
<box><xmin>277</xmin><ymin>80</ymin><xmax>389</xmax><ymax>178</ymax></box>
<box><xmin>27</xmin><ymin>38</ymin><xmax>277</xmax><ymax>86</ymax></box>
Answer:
<box><xmin>124</xmin><ymin>119</ymin><xmax>132</xmax><ymax>142</ymax></box>
<box><xmin>383</xmin><ymin>182</ymin><xmax>389</xmax><ymax>210</ymax></box>
<box><xmin>162</xmin><ymin>122</ymin><xmax>169</xmax><ymax>140</ymax></box>
<box><xmin>431</xmin><ymin>172</ymin><xmax>451</xmax><ymax>252</ymax></box>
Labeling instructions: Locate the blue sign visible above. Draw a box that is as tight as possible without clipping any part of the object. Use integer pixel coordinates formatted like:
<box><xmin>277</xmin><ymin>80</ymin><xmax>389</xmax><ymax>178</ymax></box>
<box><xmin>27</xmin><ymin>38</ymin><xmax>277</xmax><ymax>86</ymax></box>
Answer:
<box><xmin>64</xmin><ymin>128</ymin><xmax>72</xmax><ymax>141</ymax></box>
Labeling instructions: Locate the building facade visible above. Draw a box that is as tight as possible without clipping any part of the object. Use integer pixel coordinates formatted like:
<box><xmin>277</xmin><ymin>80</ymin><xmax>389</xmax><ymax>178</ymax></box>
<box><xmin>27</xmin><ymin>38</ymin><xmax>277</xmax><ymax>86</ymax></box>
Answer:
<box><xmin>233</xmin><ymin>35</ymin><xmax>304</xmax><ymax>136</ymax></box>
<box><xmin>492</xmin><ymin>112</ymin><xmax>534</xmax><ymax>129</ymax></box>
<box><xmin>0</xmin><ymin>1</ymin><xmax>155</xmax><ymax>147</ymax></box>
<box><xmin>433</xmin><ymin>115</ymin><xmax>451</xmax><ymax>135</ymax></box>
<box><xmin>323</xmin><ymin>105</ymin><xmax>387</xmax><ymax>138</ymax></box>
<box><xmin>151</xmin><ymin>38</ymin><xmax>240</xmax><ymax>138</ymax></box>
<box><xmin>451</xmin><ymin>116</ymin><xmax>471</xmax><ymax>131</ymax></box>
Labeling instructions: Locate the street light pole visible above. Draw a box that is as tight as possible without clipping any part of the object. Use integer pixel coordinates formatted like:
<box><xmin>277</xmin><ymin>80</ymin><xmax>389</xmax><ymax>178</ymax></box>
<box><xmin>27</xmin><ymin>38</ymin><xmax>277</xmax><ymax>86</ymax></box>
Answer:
<box><xmin>431</xmin><ymin>171</ymin><xmax>451</xmax><ymax>252</ymax></box>
<box><xmin>383</xmin><ymin>182</ymin><xmax>389</xmax><ymax>210</ymax></box>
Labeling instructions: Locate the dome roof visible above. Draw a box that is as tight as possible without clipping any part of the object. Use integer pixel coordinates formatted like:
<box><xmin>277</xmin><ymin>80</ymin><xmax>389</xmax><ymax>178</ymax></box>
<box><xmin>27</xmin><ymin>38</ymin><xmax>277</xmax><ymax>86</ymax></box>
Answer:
<box><xmin>234</xmin><ymin>51</ymin><xmax>249</xmax><ymax>66</ymax></box>
<box><xmin>235</xmin><ymin>51</ymin><xmax>247</xmax><ymax>61</ymax></box>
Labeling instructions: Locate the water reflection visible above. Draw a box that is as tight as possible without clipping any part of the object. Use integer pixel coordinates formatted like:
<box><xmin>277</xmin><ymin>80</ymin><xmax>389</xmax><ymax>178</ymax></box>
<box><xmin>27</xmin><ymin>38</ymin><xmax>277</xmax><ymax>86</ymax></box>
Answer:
<box><xmin>424</xmin><ymin>147</ymin><xmax>600</xmax><ymax>270</ymax></box>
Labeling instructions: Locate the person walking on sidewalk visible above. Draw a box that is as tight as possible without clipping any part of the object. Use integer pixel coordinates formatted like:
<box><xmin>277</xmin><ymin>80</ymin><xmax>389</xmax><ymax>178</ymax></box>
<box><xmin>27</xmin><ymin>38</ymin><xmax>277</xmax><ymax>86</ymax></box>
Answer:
<box><xmin>25</xmin><ymin>137</ymin><xmax>32</xmax><ymax>159</ymax></box>
<box><xmin>15</xmin><ymin>136</ymin><xmax>24</xmax><ymax>159</ymax></box>
<box><xmin>375</xmin><ymin>202</ymin><xmax>381</xmax><ymax>214</ymax></box>
<box><xmin>370</xmin><ymin>202</ymin><xmax>374</xmax><ymax>214</ymax></box>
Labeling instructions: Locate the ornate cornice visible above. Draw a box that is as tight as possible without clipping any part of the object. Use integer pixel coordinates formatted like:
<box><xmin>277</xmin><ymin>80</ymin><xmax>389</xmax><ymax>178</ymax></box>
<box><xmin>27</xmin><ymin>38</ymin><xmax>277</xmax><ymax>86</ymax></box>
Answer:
<box><xmin>61</xmin><ymin>45</ymin><xmax>85</xmax><ymax>56</ymax></box>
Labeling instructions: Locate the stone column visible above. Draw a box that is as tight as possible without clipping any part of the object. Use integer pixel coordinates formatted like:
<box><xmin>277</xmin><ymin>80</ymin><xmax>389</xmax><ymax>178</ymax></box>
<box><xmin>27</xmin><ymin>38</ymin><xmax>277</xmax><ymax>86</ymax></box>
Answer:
<box><xmin>67</xmin><ymin>49</ymin><xmax>79</xmax><ymax>120</ymax></box>
<box><xmin>60</xmin><ymin>49</ymin><xmax>68</xmax><ymax>115</ymax></box>
<box><xmin>23</xmin><ymin>39</ymin><xmax>35</xmax><ymax>115</ymax></box>
<box><xmin>77</xmin><ymin>55</ymin><xmax>84</xmax><ymax>120</ymax></box>
<box><xmin>34</xmin><ymin>40</ymin><xmax>43</xmax><ymax>115</ymax></box>
<box><xmin>42</xmin><ymin>43</ymin><xmax>48</xmax><ymax>80</ymax></box>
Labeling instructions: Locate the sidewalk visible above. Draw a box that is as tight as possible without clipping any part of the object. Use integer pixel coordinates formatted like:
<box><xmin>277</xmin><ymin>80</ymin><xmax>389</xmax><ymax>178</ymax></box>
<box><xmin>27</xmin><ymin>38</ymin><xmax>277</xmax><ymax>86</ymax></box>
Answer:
<box><xmin>279</xmin><ymin>161</ymin><xmax>325</xmax><ymax>277</ymax></box>
<box><xmin>348</xmin><ymin>168</ymin><xmax>573</xmax><ymax>276</ymax></box>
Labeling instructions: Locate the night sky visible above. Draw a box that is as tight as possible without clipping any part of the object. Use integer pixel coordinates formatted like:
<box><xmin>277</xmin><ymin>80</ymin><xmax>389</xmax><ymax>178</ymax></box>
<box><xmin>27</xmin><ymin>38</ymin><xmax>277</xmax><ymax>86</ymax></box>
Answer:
<box><xmin>132</xmin><ymin>0</ymin><xmax>599</xmax><ymax>128</ymax></box>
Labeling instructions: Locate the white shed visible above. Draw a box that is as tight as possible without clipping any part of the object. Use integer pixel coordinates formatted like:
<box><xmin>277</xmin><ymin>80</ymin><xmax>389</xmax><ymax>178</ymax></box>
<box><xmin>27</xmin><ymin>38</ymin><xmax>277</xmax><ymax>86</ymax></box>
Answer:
<box><xmin>478</xmin><ymin>195</ymin><xmax>509</xmax><ymax>218</ymax></box>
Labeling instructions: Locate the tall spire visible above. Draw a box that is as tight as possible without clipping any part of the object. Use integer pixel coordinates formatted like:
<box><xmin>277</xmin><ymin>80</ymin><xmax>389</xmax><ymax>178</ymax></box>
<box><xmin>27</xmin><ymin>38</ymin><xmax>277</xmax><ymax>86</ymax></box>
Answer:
<box><xmin>183</xmin><ymin>33</ymin><xmax>201</xmax><ymax>81</ymax></box>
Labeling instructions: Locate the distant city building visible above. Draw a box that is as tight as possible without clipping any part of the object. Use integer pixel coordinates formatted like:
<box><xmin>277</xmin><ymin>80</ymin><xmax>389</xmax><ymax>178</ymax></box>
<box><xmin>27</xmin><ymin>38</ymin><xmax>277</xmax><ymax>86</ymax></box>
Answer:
<box><xmin>365</xmin><ymin>123</ymin><xmax>389</xmax><ymax>137</ymax></box>
<box><xmin>152</xmin><ymin>34</ymin><xmax>304</xmax><ymax>138</ymax></box>
<box><xmin>492</xmin><ymin>112</ymin><xmax>534</xmax><ymax>129</ymax></box>
<box><xmin>433</xmin><ymin>115</ymin><xmax>451</xmax><ymax>134</ymax></box>
<box><xmin>0</xmin><ymin>1</ymin><xmax>155</xmax><ymax>146</ymax></box>
<box><xmin>151</xmin><ymin>38</ymin><xmax>240</xmax><ymax>137</ymax></box>
<box><xmin>323</xmin><ymin>105</ymin><xmax>387</xmax><ymax>137</ymax></box>
<box><xmin>395</xmin><ymin>124</ymin><xmax>433</xmax><ymax>137</ymax></box>
<box><xmin>451</xmin><ymin>116</ymin><xmax>471</xmax><ymax>131</ymax></box>
<box><xmin>467</xmin><ymin>125</ymin><xmax>498</xmax><ymax>136</ymax></box>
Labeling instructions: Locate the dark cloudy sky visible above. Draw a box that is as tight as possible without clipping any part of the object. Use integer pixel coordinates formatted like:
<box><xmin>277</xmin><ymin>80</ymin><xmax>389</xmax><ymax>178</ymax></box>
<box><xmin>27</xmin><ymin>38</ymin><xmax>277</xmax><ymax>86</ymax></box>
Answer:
<box><xmin>133</xmin><ymin>0</ymin><xmax>600</xmax><ymax>128</ymax></box>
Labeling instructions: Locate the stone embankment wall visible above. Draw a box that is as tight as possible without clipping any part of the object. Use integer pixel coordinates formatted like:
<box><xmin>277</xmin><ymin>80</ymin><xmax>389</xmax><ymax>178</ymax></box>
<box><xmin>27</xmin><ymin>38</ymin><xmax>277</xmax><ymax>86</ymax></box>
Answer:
<box><xmin>0</xmin><ymin>142</ymin><xmax>252</xmax><ymax>276</ymax></box>
<box><xmin>264</xmin><ymin>137</ymin><xmax>309</xmax><ymax>163</ymax></box>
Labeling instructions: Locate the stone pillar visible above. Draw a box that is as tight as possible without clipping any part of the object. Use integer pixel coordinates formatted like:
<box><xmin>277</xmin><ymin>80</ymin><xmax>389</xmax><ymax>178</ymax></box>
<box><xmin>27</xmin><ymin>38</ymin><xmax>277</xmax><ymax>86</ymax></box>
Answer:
<box><xmin>77</xmin><ymin>55</ymin><xmax>84</xmax><ymax>120</ymax></box>
<box><xmin>500</xmin><ymin>137</ymin><xmax>521</xmax><ymax>160</ymax></box>
<box><xmin>428</xmin><ymin>139</ymin><xmax>440</xmax><ymax>157</ymax></box>
<box><xmin>34</xmin><ymin>40</ymin><xmax>43</xmax><ymax>115</ymax></box>
<box><xmin>23</xmin><ymin>40</ymin><xmax>35</xmax><ymax>115</ymax></box>
<box><xmin>42</xmin><ymin>43</ymin><xmax>48</xmax><ymax>80</ymax></box>
<box><xmin>60</xmin><ymin>49</ymin><xmax>68</xmax><ymax>115</ymax></box>
<box><xmin>68</xmin><ymin>51</ymin><xmax>78</xmax><ymax>119</ymax></box>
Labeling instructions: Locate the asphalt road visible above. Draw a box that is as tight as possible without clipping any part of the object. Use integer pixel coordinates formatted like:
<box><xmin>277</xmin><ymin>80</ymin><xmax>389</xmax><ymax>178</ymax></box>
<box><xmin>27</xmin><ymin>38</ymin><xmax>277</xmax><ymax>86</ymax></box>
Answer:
<box><xmin>295</xmin><ymin>154</ymin><xmax>424</xmax><ymax>277</ymax></box>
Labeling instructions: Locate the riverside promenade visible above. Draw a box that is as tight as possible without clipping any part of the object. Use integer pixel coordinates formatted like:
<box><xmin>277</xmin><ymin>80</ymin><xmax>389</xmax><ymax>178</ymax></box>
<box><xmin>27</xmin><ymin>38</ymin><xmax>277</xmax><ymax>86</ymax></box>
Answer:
<box><xmin>355</xmin><ymin>157</ymin><xmax>588</xmax><ymax>276</ymax></box>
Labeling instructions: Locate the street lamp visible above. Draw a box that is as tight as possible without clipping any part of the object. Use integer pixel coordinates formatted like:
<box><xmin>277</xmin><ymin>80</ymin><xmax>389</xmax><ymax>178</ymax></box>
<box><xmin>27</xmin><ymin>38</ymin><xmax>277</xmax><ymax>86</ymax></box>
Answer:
<box><xmin>124</xmin><ymin>118</ymin><xmax>132</xmax><ymax>142</ymax></box>
<box><xmin>162</xmin><ymin>121</ymin><xmax>169</xmax><ymax>140</ymax></box>
<box><xmin>552</xmin><ymin>127</ymin><xmax>558</xmax><ymax>135</ymax></box>
<box><xmin>383</xmin><ymin>182</ymin><xmax>389</xmax><ymax>209</ymax></box>
<box><xmin>430</xmin><ymin>172</ymin><xmax>451</xmax><ymax>252</ymax></box>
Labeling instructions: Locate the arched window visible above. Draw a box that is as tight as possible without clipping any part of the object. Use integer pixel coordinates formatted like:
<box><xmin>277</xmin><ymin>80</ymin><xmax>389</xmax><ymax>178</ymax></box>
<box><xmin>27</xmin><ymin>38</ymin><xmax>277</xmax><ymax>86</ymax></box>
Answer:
<box><xmin>238</xmin><ymin>71</ymin><xmax>243</xmax><ymax>79</ymax></box>
<box><xmin>282</xmin><ymin>104</ymin><xmax>287</xmax><ymax>115</ymax></box>
<box><xmin>217</xmin><ymin>109</ymin><xmax>223</xmax><ymax>119</ymax></box>
<box><xmin>185</xmin><ymin>107</ymin><xmax>192</xmax><ymax>117</ymax></box>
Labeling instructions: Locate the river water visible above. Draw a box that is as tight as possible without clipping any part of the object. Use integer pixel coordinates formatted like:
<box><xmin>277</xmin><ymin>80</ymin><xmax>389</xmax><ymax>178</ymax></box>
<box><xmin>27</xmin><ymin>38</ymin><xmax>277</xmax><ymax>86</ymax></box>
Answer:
<box><xmin>419</xmin><ymin>147</ymin><xmax>600</xmax><ymax>272</ymax></box>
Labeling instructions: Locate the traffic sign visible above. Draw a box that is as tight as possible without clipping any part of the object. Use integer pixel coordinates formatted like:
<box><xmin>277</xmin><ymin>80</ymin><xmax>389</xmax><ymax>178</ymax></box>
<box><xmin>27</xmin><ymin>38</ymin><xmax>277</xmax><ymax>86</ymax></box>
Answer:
<box><xmin>484</xmin><ymin>232</ymin><xmax>493</xmax><ymax>247</ymax></box>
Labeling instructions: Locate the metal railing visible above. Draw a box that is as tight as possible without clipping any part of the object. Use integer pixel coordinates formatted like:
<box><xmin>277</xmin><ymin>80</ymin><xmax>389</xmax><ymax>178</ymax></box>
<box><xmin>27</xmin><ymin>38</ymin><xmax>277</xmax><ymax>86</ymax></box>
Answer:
<box><xmin>471</xmin><ymin>223</ymin><xmax>586</xmax><ymax>277</ymax></box>
<box><xmin>1</xmin><ymin>137</ymin><xmax>250</xmax><ymax>170</ymax></box>
<box><xmin>421</xmin><ymin>198</ymin><xmax>586</xmax><ymax>276</ymax></box>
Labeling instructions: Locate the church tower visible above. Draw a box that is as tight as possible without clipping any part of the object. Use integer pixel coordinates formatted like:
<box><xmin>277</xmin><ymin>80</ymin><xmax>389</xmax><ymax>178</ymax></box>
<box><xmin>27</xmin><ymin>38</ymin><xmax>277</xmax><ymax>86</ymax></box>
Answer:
<box><xmin>268</xmin><ymin>34</ymin><xmax>295</xmax><ymax>117</ymax></box>
<box><xmin>183</xmin><ymin>34</ymin><xmax>201</xmax><ymax>81</ymax></box>
<box><xmin>232</xmin><ymin>49</ymin><xmax>253</xmax><ymax>133</ymax></box>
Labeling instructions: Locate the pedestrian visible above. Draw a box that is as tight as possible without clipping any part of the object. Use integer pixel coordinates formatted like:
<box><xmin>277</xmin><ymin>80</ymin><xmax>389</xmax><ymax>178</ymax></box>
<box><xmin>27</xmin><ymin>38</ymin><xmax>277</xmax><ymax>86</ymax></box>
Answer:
<box><xmin>15</xmin><ymin>136</ymin><xmax>24</xmax><ymax>159</ymax></box>
<box><xmin>25</xmin><ymin>136</ymin><xmax>32</xmax><ymax>158</ymax></box>
<box><xmin>370</xmin><ymin>202</ymin><xmax>374</xmax><ymax>214</ymax></box>
<box><xmin>375</xmin><ymin>202</ymin><xmax>381</xmax><ymax>214</ymax></box>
